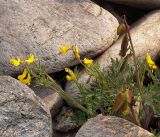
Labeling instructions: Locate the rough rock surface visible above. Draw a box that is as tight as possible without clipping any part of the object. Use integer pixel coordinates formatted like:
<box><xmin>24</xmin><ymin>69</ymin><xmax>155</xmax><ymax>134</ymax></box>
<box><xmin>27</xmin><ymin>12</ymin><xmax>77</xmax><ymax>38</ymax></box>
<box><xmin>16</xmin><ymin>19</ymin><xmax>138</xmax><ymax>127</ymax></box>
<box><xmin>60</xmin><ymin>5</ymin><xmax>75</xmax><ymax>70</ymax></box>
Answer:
<box><xmin>0</xmin><ymin>76</ymin><xmax>52</xmax><ymax>137</ymax></box>
<box><xmin>30</xmin><ymin>85</ymin><xmax>63</xmax><ymax>117</ymax></box>
<box><xmin>0</xmin><ymin>0</ymin><xmax>118</xmax><ymax>75</ymax></box>
<box><xmin>65</xmin><ymin>10</ymin><xmax>160</xmax><ymax>101</ymax></box>
<box><xmin>104</xmin><ymin>0</ymin><xmax>160</xmax><ymax>9</ymax></box>
<box><xmin>76</xmin><ymin>115</ymin><xmax>153</xmax><ymax>137</ymax></box>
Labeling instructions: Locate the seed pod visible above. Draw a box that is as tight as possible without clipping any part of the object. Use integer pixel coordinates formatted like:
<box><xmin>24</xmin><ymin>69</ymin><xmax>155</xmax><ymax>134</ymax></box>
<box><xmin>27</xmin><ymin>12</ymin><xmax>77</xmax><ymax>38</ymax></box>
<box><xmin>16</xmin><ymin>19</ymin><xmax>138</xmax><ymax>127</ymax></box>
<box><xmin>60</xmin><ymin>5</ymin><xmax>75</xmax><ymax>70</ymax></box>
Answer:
<box><xmin>119</xmin><ymin>34</ymin><xmax>129</xmax><ymax>57</ymax></box>
<box><xmin>117</xmin><ymin>23</ymin><xmax>126</xmax><ymax>36</ymax></box>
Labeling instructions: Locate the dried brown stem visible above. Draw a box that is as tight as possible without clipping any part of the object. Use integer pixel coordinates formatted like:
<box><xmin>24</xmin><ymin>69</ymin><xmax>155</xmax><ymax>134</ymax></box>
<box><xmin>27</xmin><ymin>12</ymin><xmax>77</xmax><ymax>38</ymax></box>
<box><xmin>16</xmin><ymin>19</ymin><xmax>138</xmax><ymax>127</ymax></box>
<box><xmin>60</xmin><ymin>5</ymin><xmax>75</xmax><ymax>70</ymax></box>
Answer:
<box><xmin>123</xmin><ymin>16</ymin><xmax>141</xmax><ymax>90</ymax></box>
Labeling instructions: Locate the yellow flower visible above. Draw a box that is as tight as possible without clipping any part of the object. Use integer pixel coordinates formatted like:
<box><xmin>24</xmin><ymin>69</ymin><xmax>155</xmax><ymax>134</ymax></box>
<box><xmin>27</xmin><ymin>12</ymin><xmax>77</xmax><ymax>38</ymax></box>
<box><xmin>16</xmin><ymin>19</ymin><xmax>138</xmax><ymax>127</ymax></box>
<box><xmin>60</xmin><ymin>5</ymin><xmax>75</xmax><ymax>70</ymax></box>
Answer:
<box><xmin>73</xmin><ymin>45</ymin><xmax>80</xmax><ymax>61</ymax></box>
<box><xmin>59</xmin><ymin>43</ymin><xmax>71</xmax><ymax>55</ymax></box>
<box><xmin>18</xmin><ymin>68</ymin><xmax>31</xmax><ymax>85</ymax></box>
<box><xmin>65</xmin><ymin>68</ymin><xmax>70</xmax><ymax>73</ymax></box>
<box><xmin>146</xmin><ymin>53</ymin><xmax>157</xmax><ymax>70</ymax></box>
<box><xmin>66</xmin><ymin>75</ymin><xmax>76</xmax><ymax>81</ymax></box>
<box><xmin>83</xmin><ymin>58</ymin><xmax>93</xmax><ymax>66</ymax></box>
<box><xmin>65</xmin><ymin>68</ymin><xmax>77</xmax><ymax>81</ymax></box>
<box><xmin>25</xmin><ymin>53</ymin><xmax>35</xmax><ymax>64</ymax></box>
<box><xmin>10</xmin><ymin>57</ymin><xmax>22</xmax><ymax>67</ymax></box>
<box><xmin>23</xmin><ymin>73</ymin><xmax>31</xmax><ymax>85</ymax></box>
<box><xmin>18</xmin><ymin>68</ymin><xmax>28</xmax><ymax>80</ymax></box>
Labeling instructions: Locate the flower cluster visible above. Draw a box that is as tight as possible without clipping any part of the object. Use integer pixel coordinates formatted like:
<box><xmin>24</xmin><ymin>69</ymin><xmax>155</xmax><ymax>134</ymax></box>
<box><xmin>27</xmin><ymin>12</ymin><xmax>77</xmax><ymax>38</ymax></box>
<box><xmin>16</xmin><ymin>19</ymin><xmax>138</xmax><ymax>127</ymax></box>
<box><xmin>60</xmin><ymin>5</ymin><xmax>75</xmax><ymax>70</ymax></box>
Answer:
<box><xmin>10</xmin><ymin>53</ymin><xmax>35</xmax><ymax>85</ymax></box>
<box><xmin>65</xmin><ymin>68</ymin><xmax>77</xmax><ymax>81</ymax></box>
<box><xmin>59</xmin><ymin>43</ymin><xmax>93</xmax><ymax>81</ymax></box>
<box><xmin>10</xmin><ymin>57</ymin><xmax>22</xmax><ymax>67</ymax></box>
<box><xmin>59</xmin><ymin>43</ymin><xmax>71</xmax><ymax>55</ymax></box>
<box><xmin>18</xmin><ymin>68</ymin><xmax>31</xmax><ymax>85</ymax></box>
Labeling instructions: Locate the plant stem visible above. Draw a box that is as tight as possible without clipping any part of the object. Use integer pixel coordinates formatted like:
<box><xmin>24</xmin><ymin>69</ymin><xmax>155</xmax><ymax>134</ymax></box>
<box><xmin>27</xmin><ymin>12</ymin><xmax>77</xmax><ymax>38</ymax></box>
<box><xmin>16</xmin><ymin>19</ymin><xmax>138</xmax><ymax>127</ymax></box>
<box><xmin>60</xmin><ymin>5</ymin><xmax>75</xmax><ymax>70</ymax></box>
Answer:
<box><xmin>123</xmin><ymin>17</ymin><xmax>141</xmax><ymax>90</ymax></box>
<box><xmin>47</xmin><ymin>75</ymin><xmax>92</xmax><ymax>117</ymax></box>
<box><xmin>123</xmin><ymin>16</ymin><xmax>142</xmax><ymax>123</ymax></box>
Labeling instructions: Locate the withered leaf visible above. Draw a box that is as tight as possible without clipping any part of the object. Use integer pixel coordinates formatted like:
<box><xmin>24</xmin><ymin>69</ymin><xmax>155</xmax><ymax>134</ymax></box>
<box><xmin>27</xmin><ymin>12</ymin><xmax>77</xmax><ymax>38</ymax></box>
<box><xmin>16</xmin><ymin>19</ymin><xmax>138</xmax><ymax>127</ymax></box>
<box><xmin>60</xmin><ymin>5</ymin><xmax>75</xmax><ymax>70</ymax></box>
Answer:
<box><xmin>125</xmin><ymin>89</ymin><xmax>132</xmax><ymax>103</ymax></box>
<box><xmin>113</xmin><ymin>89</ymin><xmax>132</xmax><ymax>115</ymax></box>
<box><xmin>112</xmin><ymin>92</ymin><xmax>125</xmax><ymax>113</ymax></box>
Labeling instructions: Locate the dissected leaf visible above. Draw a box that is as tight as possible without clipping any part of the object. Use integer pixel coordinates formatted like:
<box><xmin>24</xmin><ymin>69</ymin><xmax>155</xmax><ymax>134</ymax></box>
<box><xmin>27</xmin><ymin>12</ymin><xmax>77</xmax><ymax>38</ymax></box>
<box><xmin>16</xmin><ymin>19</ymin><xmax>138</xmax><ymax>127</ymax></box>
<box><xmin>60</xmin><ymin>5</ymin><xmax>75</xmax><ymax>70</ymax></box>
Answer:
<box><xmin>119</xmin><ymin>34</ymin><xmax>129</xmax><ymax>57</ymax></box>
<box><xmin>117</xmin><ymin>23</ymin><xmax>126</xmax><ymax>36</ymax></box>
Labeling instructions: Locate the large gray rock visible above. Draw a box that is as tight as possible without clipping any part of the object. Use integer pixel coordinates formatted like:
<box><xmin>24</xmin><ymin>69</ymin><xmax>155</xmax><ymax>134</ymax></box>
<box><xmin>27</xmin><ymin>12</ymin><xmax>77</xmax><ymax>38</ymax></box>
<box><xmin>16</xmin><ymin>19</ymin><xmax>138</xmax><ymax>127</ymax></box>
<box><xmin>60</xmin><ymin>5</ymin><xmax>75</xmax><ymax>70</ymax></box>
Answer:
<box><xmin>0</xmin><ymin>0</ymin><xmax>119</xmax><ymax>75</ymax></box>
<box><xmin>0</xmin><ymin>76</ymin><xmax>52</xmax><ymax>137</ymax></box>
<box><xmin>65</xmin><ymin>10</ymin><xmax>160</xmax><ymax>102</ymax></box>
<box><xmin>76</xmin><ymin>115</ymin><xmax>153</xmax><ymax>137</ymax></box>
<box><xmin>104</xmin><ymin>0</ymin><xmax>160</xmax><ymax>9</ymax></box>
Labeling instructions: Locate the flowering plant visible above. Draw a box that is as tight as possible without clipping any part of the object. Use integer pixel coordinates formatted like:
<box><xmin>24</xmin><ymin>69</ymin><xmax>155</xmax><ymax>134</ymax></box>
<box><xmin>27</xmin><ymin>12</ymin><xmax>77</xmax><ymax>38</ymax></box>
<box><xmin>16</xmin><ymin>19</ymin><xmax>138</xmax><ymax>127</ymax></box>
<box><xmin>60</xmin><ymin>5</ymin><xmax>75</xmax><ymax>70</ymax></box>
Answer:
<box><xmin>10</xmin><ymin>17</ymin><xmax>160</xmax><ymax>134</ymax></box>
<box><xmin>10</xmin><ymin>44</ymin><xmax>94</xmax><ymax>117</ymax></box>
